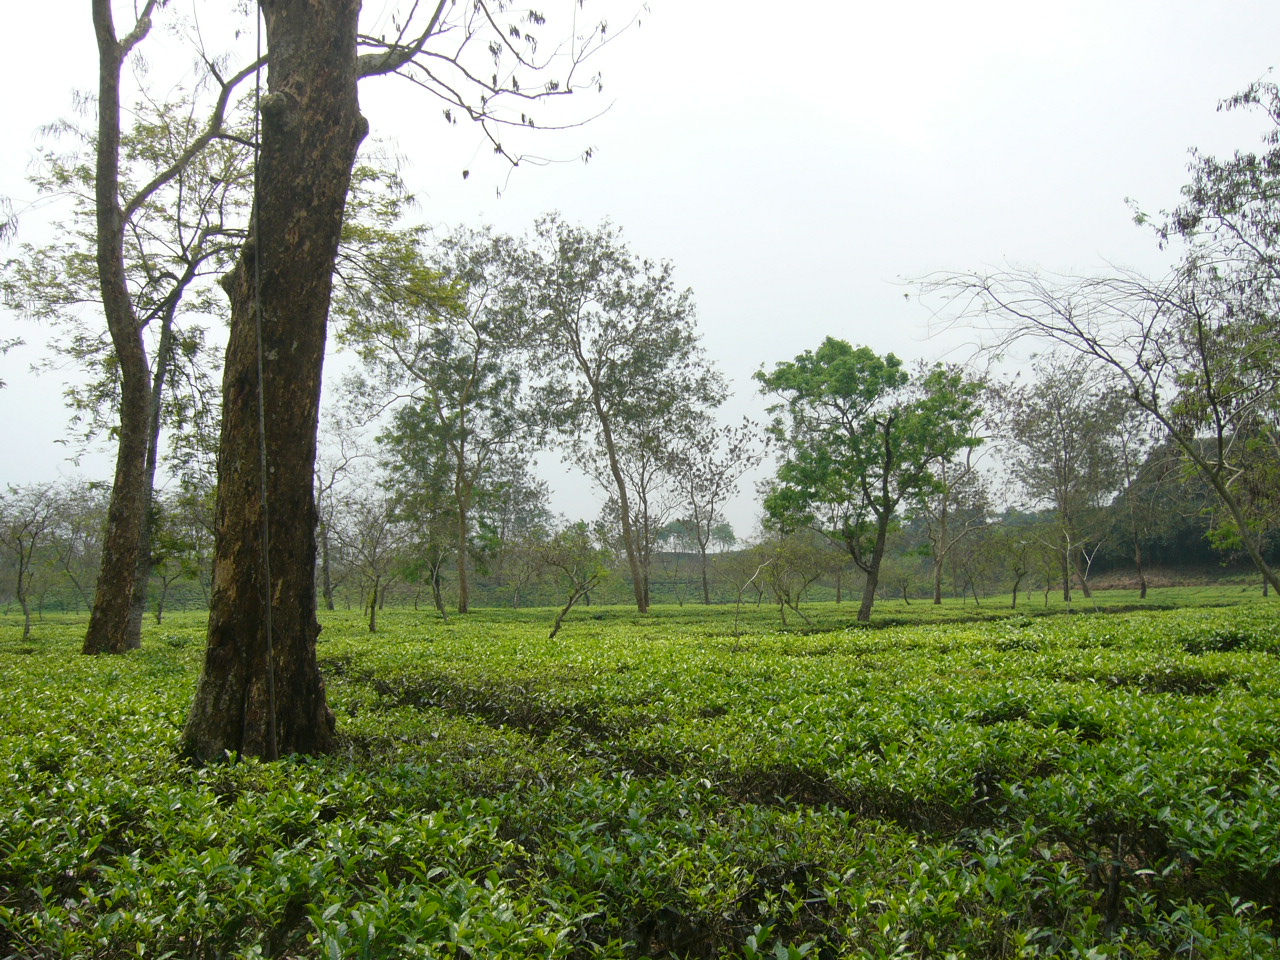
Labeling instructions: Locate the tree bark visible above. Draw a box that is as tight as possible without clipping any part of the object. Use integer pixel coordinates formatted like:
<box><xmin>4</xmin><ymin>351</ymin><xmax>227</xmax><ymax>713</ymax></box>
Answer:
<box><xmin>456</xmin><ymin>489</ymin><xmax>470</xmax><ymax>614</ymax></box>
<box><xmin>594</xmin><ymin>403</ymin><xmax>648</xmax><ymax>612</ymax></box>
<box><xmin>857</xmin><ymin>515</ymin><xmax>890</xmax><ymax>622</ymax></box>
<box><xmin>182</xmin><ymin>0</ymin><xmax>366</xmax><ymax>761</ymax></box>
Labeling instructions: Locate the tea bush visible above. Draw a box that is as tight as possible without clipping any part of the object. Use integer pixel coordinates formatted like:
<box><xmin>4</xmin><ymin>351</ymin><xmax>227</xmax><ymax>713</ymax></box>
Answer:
<box><xmin>1</xmin><ymin>601</ymin><xmax>1277</xmax><ymax>957</ymax></box>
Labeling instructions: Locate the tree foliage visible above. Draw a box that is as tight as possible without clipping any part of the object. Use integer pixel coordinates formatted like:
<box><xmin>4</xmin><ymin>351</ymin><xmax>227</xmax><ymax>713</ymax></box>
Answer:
<box><xmin>757</xmin><ymin>338</ymin><xmax>983</xmax><ymax>621</ymax></box>
<box><xmin>512</xmin><ymin>215</ymin><xmax>725</xmax><ymax>613</ymax></box>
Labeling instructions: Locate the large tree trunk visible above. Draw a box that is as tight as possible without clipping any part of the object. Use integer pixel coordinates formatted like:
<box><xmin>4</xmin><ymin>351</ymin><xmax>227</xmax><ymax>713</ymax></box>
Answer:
<box><xmin>84</xmin><ymin>382</ymin><xmax>151</xmax><ymax>654</ymax></box>
<box><xmin>182</xmin><ymin>0</ymin><xmax>365</xmax><ymax>761</ymax></box>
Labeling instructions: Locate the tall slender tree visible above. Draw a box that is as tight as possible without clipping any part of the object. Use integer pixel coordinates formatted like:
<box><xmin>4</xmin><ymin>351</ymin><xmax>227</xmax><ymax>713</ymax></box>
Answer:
<box><xmin>8</xmin><ymin>3</ymin><xmax>258</xmax><ymax>654</ymax></box>
<box><xmin>514</xmin><ymin>215</ymin><xmax>725</xmax><ymax>613</ymax></box>
<box><xmin>342</xmin><ymin>227</ymin><xmax>531</xmax><ymax>613</ymax></box>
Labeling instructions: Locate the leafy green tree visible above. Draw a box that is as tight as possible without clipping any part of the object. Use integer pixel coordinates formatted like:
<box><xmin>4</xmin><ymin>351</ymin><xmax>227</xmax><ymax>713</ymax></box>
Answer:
<box><xmin>377</xmin><ymin>403</ymin><xmax>459</xmax><ymax>620</ymax></box>
<box><xmin>513</xmin><ymin>215</ymin><xmax>726</xmax><ymax>613</ymax></box>
<box><xmin>150</xmin><ymin>490</ymin><xmax>215</xmax><ymax>624</ymax></box>
<box><xmin>756</xmin><ymin>339</ymin><xmax>983</xmax><ymax>622</ymax></box>
<box><xmin>342</xmin><ymin>226</ymin><xmax>529</xmax><ymax>613</ymax></box>
<box><xmin>473</xmin><ymin>460</ymin><xmax>553</xmax><ymax>604</ymax></box>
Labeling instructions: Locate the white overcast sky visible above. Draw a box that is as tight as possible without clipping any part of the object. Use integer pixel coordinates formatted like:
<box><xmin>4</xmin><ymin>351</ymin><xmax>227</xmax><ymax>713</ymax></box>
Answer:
<box><xmin>2</xmin><ymin>0</ymin><xmax>1279</xmax><ymax>533</ymax></box>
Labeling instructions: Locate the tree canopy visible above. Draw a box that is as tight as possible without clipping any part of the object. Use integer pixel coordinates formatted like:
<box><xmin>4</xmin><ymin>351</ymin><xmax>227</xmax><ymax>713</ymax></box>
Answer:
<box><xmin>757</xmin><ymin>338</ymin><xmax>983</xmax><ymax>621</ymax></box>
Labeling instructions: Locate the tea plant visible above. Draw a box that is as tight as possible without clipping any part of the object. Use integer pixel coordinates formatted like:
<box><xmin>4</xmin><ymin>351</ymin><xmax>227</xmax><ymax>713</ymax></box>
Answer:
<box><xmin>1</xmin><ymin>601</ymin><xmax>1277</xmax><ymax>957</ymax></box>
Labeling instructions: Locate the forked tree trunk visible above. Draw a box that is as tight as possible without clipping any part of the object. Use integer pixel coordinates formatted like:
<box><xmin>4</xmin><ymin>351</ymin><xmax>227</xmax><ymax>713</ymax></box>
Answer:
<box><xmin>1010</xmin><ymin>573</ymin><xmax>1024</xmax><ymax>610</ymax></box>
<box><xmin>182</xmin><ymin>0</ymin><xmax>365</xmax><ymax>761</ymax></box>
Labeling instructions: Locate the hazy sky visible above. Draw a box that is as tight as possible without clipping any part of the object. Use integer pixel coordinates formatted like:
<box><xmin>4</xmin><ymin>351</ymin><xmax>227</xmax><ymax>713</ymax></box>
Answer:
<box><xmin>2</xmin><ymin>0</ymin><xmax>1279</xmax><ymax>533</ymax></box>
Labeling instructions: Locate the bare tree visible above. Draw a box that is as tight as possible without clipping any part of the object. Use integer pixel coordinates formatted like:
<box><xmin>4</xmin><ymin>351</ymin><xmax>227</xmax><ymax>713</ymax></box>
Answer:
<box><xmin>911</xmin><ymin>444</ymin><xmax>991</xmax><ymax>604</ymax></box>
<box><xmin>331</xmin><ymin>487</ymin><xmax>410</xmax><ymax>632</ymax></box>
<box><xmin>923</xmin><ymin>268</ymin><xmax>1280</xmax><ymax>594</ymax></box>
<box><xmin>991</xmin><ymin>357</ymin><xmax>1128</xmax><ymax>601</ymax></box>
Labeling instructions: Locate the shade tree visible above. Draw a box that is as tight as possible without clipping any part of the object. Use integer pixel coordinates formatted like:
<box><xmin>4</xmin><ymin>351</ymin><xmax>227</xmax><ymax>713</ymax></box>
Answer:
<box><xmin>2</xmin><ymin>10</ymin><xmax>258</xmax><ymax>655</ymax></box>
<box><xmin>756</xmin><ymin>339</ymin><xmax>984</xmax><ymax>622</ymax></box>
<box><xmin>512</xmin><ymin>215</ymin><xmax>726</xmax><ymax>613</ymax></box>
<box><xmin>341</xmin><ymin>226</ymin><xmax>534</xmax><ymax>613</ymax></box>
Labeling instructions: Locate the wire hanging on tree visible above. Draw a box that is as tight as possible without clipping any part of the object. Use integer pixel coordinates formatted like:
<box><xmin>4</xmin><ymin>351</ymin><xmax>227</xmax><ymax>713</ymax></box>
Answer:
<box><xmin>251</xmin><ymin>3</ymin><xmax>279</xmax><ymax>763</ymax></box>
